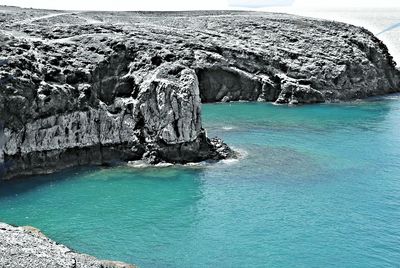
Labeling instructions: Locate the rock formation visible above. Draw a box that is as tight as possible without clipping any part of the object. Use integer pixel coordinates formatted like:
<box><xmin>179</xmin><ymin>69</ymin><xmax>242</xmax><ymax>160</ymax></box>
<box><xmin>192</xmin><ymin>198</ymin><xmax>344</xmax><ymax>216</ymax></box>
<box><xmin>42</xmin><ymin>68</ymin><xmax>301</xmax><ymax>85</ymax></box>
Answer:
<box><xmin>0</xmin><ymin>222</ymin><xmax>136</xmax><ymax>268</ymax></box>
<box><xmin>0</xmin><ymin>7</ymin><xmax>399</xmax><ymax>178</ymax></box>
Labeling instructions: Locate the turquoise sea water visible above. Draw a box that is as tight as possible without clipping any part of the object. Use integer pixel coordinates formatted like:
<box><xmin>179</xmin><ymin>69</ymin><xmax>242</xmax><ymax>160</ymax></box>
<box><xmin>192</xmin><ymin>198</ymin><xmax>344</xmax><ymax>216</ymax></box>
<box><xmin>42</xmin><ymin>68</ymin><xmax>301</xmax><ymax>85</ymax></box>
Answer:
<box><xmin>1</xmin><ymin>97</ymin><xmax>400</xmax><ymax>267</ymax></box>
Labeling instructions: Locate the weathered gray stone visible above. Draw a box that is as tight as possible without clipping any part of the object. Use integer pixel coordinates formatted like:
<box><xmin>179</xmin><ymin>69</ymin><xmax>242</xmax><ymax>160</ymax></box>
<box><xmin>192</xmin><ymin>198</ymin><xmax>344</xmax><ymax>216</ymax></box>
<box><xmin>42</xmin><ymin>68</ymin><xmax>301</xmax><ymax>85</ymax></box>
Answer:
<box><xmin>0</xmin><ymin>7</ymin><xmax>399</xmax><ymax>178</ymax></box>
<box><xmin>0</xmin><ymin>222</ymin><xmax>136</xmax><ymax>268</ymax></box>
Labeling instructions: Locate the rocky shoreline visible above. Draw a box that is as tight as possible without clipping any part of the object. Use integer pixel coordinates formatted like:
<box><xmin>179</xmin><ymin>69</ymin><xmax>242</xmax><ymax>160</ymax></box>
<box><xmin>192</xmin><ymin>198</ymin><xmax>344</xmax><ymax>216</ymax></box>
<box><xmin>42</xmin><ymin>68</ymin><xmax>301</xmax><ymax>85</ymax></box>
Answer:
<box><xmin>0</xmin><ymin>6</ymin><xmax>399</xmax><ymax>179</ymax></box>
<box><xmin>0</xmin><ymin>222</ymin><xmax>136</xmax><ymax>268</ymax></box>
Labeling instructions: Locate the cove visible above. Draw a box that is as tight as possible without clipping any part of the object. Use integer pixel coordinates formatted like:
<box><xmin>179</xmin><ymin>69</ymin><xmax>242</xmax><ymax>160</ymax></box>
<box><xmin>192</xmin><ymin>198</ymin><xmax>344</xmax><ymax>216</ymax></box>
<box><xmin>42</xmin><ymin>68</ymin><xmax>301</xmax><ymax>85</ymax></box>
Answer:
<box><xmin>1</xmin><ymin>96</ymin><xmax>400</xmax><ymax>267</ymax></box>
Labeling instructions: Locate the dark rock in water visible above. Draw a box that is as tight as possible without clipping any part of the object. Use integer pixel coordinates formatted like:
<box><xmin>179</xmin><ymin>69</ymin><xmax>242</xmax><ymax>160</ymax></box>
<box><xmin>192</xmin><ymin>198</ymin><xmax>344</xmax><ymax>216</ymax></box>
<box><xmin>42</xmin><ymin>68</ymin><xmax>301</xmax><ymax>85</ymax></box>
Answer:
<box><xmin>275</xmin><ymin>80</ymin><xmax>325</xmax><ymax>104</ymax></box>
<box><xmin>0</xmin><ymin>222</ymin><xmax>136</xmax><ymax>268</ymax></box>
<box><xmin>0</xmin><ymin>7</ymin><xmax>399</xmax><ymax>178</ymax></box>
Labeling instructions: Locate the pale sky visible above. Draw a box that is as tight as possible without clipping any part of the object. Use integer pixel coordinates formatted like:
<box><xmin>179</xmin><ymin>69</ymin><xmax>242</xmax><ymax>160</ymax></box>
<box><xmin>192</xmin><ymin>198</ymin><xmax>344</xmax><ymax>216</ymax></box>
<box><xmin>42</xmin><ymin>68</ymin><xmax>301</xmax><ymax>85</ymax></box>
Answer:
<box><xmin>1</xmin><ymin>0</ymin><xmax>399</xmax><ymax>11</ymax></box>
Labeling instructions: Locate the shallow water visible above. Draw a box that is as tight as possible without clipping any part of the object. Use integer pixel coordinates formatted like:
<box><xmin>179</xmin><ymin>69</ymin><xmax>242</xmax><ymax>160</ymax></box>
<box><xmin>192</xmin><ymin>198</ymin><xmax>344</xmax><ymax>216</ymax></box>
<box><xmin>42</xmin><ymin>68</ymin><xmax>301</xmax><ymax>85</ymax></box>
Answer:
<box><xmin>1</xmin><ymin>97</ymin><xmax>400</xmax><ymax>267</ymax></box>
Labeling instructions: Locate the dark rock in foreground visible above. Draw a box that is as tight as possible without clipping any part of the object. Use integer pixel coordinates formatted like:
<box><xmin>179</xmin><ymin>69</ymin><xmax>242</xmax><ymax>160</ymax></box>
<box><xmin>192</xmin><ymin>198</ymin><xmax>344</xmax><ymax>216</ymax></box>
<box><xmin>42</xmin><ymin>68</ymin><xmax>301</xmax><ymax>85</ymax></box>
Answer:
<box><xmin>0</xmin><ymin>222</ymin><xmax>136</xmax><ymax>268</ymax></box>
<box><xmin>0</xmin><ymin>6</ymin><xmax>399</xmax><ymax>178</ymax></box>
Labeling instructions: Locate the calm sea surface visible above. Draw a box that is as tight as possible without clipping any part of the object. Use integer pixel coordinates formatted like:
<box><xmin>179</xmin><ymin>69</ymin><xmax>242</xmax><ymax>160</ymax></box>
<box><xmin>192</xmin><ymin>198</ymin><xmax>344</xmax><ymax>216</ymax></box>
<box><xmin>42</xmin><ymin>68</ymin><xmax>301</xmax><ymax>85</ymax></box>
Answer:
<box><xmin>1</xmin><ymin>97</ymin><xmax>400</xmax><ymax>267</ymax></box>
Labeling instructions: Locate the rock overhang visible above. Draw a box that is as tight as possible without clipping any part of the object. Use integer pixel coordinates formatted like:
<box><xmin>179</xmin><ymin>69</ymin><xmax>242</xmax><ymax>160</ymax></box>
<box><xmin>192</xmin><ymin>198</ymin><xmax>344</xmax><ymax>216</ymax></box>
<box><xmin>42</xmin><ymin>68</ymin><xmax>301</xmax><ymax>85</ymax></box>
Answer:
<box><xmin>0</xmin><ymin>7</ymin><xmax>400</xmax><ymax>178</ymax></box>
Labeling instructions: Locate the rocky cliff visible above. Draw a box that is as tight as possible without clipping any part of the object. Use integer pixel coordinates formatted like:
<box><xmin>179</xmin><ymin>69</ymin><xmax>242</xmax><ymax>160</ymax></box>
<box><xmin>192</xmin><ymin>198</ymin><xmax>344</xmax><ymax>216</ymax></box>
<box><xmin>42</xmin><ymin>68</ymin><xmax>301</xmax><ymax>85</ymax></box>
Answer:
<box><xmin>0</xmin><ymin>7</ymin><xmax>399</xmax><ymax>178</ymax></box>
<box><xmin>0</xmin><ymin>222</ymin><xmax>136</xmax><ymax>268</ymax></box>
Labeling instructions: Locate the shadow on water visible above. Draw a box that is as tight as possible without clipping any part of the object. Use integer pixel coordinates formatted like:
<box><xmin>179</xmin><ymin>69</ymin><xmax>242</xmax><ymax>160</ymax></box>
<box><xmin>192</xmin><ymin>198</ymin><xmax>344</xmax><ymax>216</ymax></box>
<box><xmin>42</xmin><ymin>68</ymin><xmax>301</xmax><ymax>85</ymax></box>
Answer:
<box><xmin>0</xmin><ymin>163</ymin><xmax>208</xmax><ymax>200</ymax></box>
<box><xmin>1</xmin><ymin>94</ymin><xmax>399</xmax><ymax>202</ymax></box>
<box><xmin>0</xmin><ymin>94</ymin><xmax>400</xmax><ymax>267</ymax></box>
<box><xmin>0</xmin><ymin>166</ymin><xmax>102</xmax><ymax>200</ymax></box>
<box><xmin>0</xmin><ymin>163</ymin><xmax>208</xmax><ymax>263</ymax></box>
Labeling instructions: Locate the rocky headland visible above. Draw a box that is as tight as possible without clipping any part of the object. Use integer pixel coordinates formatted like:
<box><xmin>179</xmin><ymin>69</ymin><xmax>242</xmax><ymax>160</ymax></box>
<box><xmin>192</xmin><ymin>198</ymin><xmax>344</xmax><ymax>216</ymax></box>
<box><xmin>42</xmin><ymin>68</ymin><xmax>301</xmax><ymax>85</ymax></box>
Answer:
<box><xmin>0</xmin><ymin>6</ymin><xmax>399</xmax><ymax>178</ymax></box>
<box><xmin>0</xmin><ymin>222</ymin><xmax>136</xmax><ymax>268</ymax></box>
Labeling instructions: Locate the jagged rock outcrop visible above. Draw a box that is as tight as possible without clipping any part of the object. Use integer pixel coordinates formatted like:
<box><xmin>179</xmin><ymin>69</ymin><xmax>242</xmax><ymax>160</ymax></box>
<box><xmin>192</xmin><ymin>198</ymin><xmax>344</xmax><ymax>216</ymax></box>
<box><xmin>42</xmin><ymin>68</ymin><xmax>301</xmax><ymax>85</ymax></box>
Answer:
<box><xmin>0</xmin><ymin>7</ymin><xmax>399</xmax><ymax>178</ymax></box>
<box><xmin>0</xmin><ymin>222</ymin><xmax>136</xmax><ymax>268</ymax></box>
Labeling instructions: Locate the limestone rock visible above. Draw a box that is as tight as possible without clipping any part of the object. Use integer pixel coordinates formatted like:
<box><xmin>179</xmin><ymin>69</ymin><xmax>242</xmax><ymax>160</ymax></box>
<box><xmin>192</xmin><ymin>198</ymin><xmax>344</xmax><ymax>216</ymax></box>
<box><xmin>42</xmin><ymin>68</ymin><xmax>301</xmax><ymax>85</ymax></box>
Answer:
<box><xmin>0</xmin><ymin>222</ymin><xmax>136</xmax><ymax>268</ymax></box>
<box><xmin>275</xmin><ymin>80</ymin><xmax>325</xmax><ymax>104</ymax></box>
<box><xmin>0</xmin><ymin>7</ymin><xmax>399</xmax><ymax>178</ymax></box>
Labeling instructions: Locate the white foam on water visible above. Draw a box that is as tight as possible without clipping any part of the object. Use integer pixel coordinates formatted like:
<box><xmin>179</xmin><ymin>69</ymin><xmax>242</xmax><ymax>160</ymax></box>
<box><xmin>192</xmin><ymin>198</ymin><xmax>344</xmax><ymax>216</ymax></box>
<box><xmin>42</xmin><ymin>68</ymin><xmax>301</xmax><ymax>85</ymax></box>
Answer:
<box><xmin>220</xmin><ymin>158</ymin><xmax>239</xmax><ymax>165</ymax></box>
<box><xmin>222</xmin><ymin>126</ymin><xmax>236</xmax><ymax>131</ymax></box>
<box><xmin>128</xmin><ymin>160</ymin><xmax>206</xmax><ymax>169</ymax></box>
<box><xmin>127</xmin><ymin>160</ymin><xmax>151</xmax><ymax>168</ymax></box>
<box><xmin>219</xmin><ymin>147</ymin><xmax>249</xmax><ymax>165</ymax></box>
<box><xmin>127</xmin><ymin>160</ymin><xmax>175</xmax><ymax>168</ymax></box>
<box><xmin>155</xmin><ymin>162</ymin><xmax>174</xmax><ymax>167</ymax></box>
<box><xmin>235</xmin><ymin>147</ymin><xmax>249</xmax><ymax>159</ymax></box>
<box><xmin>127</xmin><ymin>148</ymin><xmax>249</xmax><ymax>169</ymax></box>
<box><xmin>184</xmin><ymin>162</ymin><xmax>206</xmax><ymax>167</ymax></box>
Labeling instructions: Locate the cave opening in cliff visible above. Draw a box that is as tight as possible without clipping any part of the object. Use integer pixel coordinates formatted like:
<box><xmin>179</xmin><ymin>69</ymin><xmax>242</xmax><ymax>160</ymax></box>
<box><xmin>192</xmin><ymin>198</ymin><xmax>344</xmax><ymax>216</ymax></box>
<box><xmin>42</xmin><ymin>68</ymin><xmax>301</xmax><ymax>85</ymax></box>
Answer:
<box><xmin>195</xmin><ymin>67</ymin><xmax>279</xmax><ymax>103</ymax></box>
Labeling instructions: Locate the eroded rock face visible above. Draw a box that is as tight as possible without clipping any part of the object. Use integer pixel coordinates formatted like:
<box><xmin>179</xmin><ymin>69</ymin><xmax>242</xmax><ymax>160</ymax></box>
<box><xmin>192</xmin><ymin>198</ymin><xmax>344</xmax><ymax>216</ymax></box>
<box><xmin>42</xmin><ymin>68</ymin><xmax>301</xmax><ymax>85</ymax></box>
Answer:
<box><xmin>196</xmin><ymin>66</ymin><xmax>263</xmax><ymax>102</ymax></box>
<box><xmin>0</xmin><ymin>61</ymin><xmax>233</xmax><ymax>178</ymax></box>
<box><xmin>0</xmin><ymin>7</ymin><xmax>399</xmax><ymax>178</ymax></box>
<box><xmin>275</xmin><ymin>80</ymin><xmax>325</xmax><ymax>105</ymax></box>
<box><xmin>0</xmin><ymin>222</ymin><xmax>136</xmax><ymax>268</ymax></box>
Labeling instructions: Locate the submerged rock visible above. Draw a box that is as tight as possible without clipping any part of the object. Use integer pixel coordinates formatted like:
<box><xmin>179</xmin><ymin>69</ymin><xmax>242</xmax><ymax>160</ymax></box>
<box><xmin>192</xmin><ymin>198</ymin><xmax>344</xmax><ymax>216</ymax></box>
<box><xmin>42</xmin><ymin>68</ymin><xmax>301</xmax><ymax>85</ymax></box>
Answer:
<box><xmin>0</xmin><ymin>222</ymin><xmax>136</xmax><ymax>268</ymax></box>
<box><xmin>0</xmin><ymin>7</ymin><xmax>399</xmax><ymax>178</ymax></box>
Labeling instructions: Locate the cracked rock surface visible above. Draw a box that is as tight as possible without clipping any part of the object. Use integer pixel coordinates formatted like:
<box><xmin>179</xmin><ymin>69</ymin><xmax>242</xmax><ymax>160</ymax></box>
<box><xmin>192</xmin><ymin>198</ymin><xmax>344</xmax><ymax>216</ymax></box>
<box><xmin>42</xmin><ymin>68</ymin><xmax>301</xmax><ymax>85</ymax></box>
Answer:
<box><xmin>0</xmin><ymin>222</ymin><xmax>136</xmax><ymax>268</ymax></box>
<box><xmin>0</xmin><ymin>6</ymin><xmax>399</xmax><ymax>178</ymax></box>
